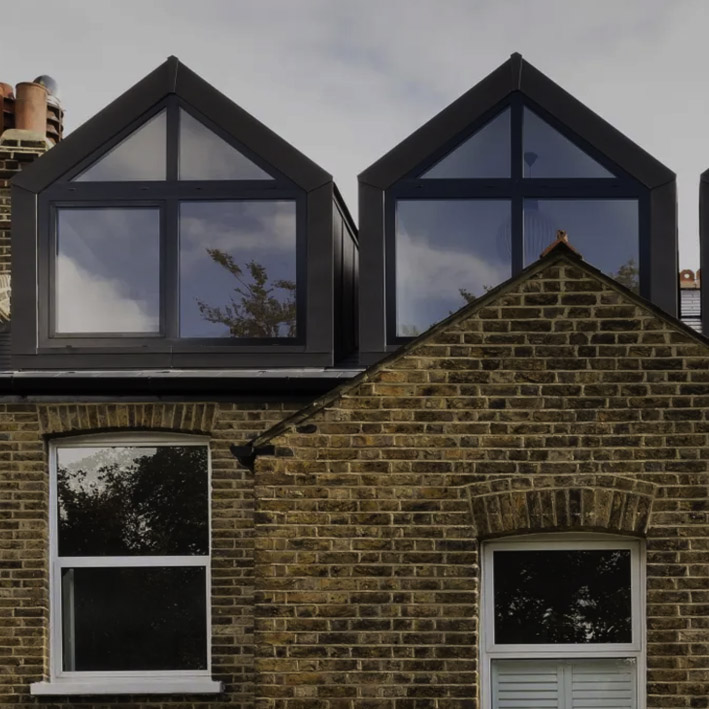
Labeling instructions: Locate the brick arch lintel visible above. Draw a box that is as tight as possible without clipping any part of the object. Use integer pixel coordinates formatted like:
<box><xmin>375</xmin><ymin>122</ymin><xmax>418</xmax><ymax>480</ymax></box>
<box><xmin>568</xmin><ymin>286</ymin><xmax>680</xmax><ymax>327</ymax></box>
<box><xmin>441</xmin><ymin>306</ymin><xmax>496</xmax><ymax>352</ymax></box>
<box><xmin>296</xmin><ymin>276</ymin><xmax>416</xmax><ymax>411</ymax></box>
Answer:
<box><xmin>38</xmin><ymin>403</ymin><xmax>218</xmax><ymax>437</ymax></box>
<box><xmin>466</xmin><ymin>475</ymin><xmax>659</xmax><ymax>539</ymax></box>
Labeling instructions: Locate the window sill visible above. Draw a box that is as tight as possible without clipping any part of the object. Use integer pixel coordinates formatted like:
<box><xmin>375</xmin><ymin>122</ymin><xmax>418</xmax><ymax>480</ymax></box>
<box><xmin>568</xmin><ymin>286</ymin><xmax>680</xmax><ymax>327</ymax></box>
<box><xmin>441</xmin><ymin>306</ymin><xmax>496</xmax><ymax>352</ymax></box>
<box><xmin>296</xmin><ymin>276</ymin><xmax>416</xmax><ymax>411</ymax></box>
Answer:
<box><xmin>30</xmin><ymin>678</ymin><xmax>223</xmax><ymax>695</ymax></box>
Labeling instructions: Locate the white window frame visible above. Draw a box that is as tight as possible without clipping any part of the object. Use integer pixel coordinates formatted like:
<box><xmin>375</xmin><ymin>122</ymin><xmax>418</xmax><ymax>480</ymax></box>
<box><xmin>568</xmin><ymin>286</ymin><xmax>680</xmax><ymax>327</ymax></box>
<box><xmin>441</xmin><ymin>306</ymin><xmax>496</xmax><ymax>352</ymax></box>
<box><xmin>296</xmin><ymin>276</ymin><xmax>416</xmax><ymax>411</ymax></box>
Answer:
<box><xmin>31</xmin><ymin>432</ymin><xmax>221</xmax><ymax>696</ymax></box>
<box><xmin>480</xmin><ymin>533</ymin><xmax>645</xmax><ymax>709</ymax></box>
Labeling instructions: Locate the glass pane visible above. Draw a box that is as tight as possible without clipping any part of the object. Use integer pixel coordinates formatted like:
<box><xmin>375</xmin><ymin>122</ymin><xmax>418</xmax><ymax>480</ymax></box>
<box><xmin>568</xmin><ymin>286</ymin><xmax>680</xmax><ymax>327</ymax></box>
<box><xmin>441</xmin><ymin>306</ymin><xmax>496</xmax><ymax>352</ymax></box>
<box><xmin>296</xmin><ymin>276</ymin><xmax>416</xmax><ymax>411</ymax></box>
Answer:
<box><xmin>55</xmin><ymin>208</ymin><xmax>160</xmax><ymax>334</ymax></box>
<box><xmin>61</xmin><ymin>566</ymin><xmax>206</xmax><ymax>671</ymax></box>
<box><xmin>57</xmin><ymin>445</ymin><xmax>208</xmax><ymax>556</ymax></box>
<box><xmin>493</xmin><ymin>549</ymin><xmax>632</xmax><ymax>644</ymax></box>
<box><xmin>523</xmin><ymin>199</ymin><xmax>639</xmax><ymax>292</ymax></box>
<box><xmin>523</xmin><ymin>108</ymin><xmax>614</xmax><ymax>178</ymax></box>
<box><xmin>179</xmin><ymin>201</ymin><xmax>297</xmax><ymax>338</ymax></box>
<box><xmin>395</xmin><ymin>200</ymin><xmax>511</xmax><ymax>336</ymax></box>
<box><xmin>73</xmin><ymin>110</ymin><xmax>166</xmax><ymax>181</ymax></box>
<box><xmin>179</xmin><ymin>109</ymin><xmax>272</xmax><ymax>180</ymax></box>
<box><xmin>420</xmin><ymin>108</ymin><xmax>510</xmax><ymax>178</ymax></box>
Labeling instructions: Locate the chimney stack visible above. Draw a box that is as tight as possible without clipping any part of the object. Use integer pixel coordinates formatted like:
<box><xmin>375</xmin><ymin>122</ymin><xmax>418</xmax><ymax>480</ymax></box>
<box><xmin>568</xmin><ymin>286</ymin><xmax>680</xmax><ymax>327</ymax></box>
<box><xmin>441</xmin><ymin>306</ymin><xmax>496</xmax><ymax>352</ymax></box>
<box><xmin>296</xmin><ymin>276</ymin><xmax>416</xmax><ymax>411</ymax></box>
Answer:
<box><xmin>0</xmin><ymin>75</ymin><xmax>63</xmax><ymax>145</ymax></box>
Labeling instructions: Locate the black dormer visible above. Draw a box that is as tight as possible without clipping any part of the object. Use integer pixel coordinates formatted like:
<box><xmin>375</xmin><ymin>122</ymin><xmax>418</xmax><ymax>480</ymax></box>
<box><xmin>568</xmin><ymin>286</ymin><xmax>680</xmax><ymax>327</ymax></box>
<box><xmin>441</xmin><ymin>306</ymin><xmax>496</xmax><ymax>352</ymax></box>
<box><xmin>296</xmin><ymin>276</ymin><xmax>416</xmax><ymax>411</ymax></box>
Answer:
<box><xmin>358</xmin><ymin>53</ymin><xmax>677</xmax><ymax>364</ymax></box>
<box><xmin>11</xmin><ymin>57</ymin><xmax>357</xmax><ymax>369</ymax></box>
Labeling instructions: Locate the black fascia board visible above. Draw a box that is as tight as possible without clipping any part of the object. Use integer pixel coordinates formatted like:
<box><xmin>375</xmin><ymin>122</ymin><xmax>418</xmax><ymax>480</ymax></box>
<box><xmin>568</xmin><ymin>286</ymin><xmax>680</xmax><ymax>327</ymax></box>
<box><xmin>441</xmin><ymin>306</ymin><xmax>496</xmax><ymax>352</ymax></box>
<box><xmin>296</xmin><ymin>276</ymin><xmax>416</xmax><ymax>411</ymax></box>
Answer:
<box><xmin>0</xmin><ymin>373</ymin><xmax>356</xmax><ymax>398</ymax></box>
<box><xmin>699</xmin><ymin>169</ymin><xmax>709</xmax><ymax>335</ymax></box>
<box><xmin>359</xmin><ymin>53</ymin><xmax>674</xmax><ymax>191</ymax></box>
<box><xmin>13</xmin><ymin>56</ymin><xmax>332</xmax><ymax>194</ymax></box>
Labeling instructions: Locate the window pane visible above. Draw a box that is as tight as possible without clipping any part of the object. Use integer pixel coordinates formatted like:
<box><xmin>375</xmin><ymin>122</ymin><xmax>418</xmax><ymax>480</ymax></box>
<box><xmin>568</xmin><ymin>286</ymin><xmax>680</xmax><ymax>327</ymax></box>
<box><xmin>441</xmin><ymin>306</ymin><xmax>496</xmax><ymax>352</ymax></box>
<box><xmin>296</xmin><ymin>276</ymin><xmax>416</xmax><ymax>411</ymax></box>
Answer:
<box><xmin>61</xmin><ymin>567</ymin><xmax>206</xmax><ymax>671</ymax></box>
<box><xmin>493</xmin><ymin>549</ymin><xmax>632</xmax><ymax>644</ymax></box>
<box><xmin>522</xmin><ymin>108</ymin><xmax>614</xmax><ymax>178</ymax></box>
<box><xmin>57</xmin><ymin>445</ymin><xmax>208</xmax><ymax>556</ymax></box>
<box><xmin>395</xmin><ymin>200</ymin><xmax>510</xmax><ymax>336</ymax></box>
<box><xmin>420</xmin><ymin>108</ymin><xmax>510</xmax><ymax>178</ymax></box>
<box><xmin>179</xmin><ymin>109</ymin><xmax>273</xmax><ymax>180</ymax></box>
<box><xmin>523</xmin><ymin>200</ymin><xmax>639</xmax><ymax>291</ymax></box>
<box><xmin>55</xmin><ymin>208</ymin><xmax>160</xmax><ymax>334</ymax></box>
<box><xmin>179</xmin><ymin>201</ymin><xmax>297</xmax><ymax>338</ymax></box>
<box><xmin>73</xmin><ymin>110</ymin><xmax>166</xmax><ymax>181</ymax></box>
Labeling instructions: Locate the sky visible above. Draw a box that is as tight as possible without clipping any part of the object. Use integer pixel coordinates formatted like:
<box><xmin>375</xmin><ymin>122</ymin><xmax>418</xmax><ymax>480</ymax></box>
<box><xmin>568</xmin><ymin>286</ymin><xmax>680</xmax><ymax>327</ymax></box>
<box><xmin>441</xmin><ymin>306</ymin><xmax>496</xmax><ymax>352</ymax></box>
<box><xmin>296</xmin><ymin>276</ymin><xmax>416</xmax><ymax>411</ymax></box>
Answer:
<box><xmin>2</xmin><ymin>0</ymin><xmax>708</xmax><ymax>268</ymax></box>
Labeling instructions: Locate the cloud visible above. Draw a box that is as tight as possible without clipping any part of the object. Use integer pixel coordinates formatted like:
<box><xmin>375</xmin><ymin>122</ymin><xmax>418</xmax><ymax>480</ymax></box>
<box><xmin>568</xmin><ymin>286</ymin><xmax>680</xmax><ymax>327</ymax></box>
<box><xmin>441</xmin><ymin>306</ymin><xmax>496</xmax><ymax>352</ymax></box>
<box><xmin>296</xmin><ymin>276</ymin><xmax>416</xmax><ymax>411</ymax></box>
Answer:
<box><xmin>56</xmin><ymin>254</ymin><xmax>158</xmax><ymax>333</ymax></box>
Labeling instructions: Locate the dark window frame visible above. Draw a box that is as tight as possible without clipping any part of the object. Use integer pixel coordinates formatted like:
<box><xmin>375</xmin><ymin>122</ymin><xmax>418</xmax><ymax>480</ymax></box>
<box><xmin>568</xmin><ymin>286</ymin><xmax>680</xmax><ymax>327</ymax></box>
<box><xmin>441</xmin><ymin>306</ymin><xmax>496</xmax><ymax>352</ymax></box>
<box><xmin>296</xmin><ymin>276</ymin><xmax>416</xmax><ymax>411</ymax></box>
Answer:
<box><xmin>385</xmin><ymin>94</ymin><xmax>647</xmax><ymax>345</ymax></box>
<box><xmin>37</xmin><ymin>96</ymin><xmax>308</xmax><ymax>351</ymax></box>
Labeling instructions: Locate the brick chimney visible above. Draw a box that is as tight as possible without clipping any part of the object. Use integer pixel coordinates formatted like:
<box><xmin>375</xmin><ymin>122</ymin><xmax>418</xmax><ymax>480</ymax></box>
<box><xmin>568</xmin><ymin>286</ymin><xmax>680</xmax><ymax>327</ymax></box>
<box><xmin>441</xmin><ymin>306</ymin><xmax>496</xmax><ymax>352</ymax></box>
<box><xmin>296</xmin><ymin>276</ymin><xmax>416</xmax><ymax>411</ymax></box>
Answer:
<box><xmin>0</xmin><ymin>76</ymin><xmax>63</xmax><ymax>322</ymax></box>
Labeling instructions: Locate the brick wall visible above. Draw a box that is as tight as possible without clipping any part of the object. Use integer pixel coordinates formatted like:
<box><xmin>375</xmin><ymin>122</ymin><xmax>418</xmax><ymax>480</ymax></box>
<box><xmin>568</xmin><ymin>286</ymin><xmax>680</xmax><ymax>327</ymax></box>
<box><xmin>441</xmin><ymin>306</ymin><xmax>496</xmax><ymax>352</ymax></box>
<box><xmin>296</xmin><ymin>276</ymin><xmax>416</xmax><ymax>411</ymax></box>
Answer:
<box><xmin>254</xmin><ymin>254</ymin><xmax>709</xmax><ymax>709</ymax></box>
<box><xmin>0</xmin><ymin>399</ymin><xmax>302</xmax><ymax>708</ymax></box>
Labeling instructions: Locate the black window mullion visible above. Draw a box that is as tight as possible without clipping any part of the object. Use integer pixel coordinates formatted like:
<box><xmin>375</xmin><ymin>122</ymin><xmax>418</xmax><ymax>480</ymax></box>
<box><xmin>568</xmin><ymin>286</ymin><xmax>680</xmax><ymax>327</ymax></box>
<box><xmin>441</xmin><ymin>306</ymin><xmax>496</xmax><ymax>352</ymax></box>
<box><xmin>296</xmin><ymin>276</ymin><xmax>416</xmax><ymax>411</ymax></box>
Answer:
<box><xmin>510</xmin><ymin>94</ymin><xmax>524</xmax><ymax>274</ymax></box>
<box><xmin>164</xmin><ymin>200</ymin><xmax>179</xmax><ymax>339</ymax></box>
<box><xmin>166</xmin><ymin>96</ymin><xmax>179</xmax><ymax>181</ymax></box>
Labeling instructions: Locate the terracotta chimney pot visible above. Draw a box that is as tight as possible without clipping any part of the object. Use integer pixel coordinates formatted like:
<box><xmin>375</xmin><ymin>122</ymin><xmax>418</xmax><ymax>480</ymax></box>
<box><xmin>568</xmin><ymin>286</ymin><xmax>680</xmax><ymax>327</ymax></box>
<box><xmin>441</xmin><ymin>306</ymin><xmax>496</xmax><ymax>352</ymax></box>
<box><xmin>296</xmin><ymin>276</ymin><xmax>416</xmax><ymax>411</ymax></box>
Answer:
<box><xmin>15</xmin><ymin>82</ymin><xmax>47</xmax><ymax>134</ymax></box>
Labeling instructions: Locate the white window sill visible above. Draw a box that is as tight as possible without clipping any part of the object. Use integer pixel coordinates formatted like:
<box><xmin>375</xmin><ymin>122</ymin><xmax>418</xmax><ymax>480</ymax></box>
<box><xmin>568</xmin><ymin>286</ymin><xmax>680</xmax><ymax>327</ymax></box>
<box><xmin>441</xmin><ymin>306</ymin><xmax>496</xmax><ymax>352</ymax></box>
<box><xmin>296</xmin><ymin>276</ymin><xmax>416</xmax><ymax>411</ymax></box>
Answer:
<box><xmin>30</xmin><ymin>678</ymin><xmax>223</xmax><ymax>696</ymax></box>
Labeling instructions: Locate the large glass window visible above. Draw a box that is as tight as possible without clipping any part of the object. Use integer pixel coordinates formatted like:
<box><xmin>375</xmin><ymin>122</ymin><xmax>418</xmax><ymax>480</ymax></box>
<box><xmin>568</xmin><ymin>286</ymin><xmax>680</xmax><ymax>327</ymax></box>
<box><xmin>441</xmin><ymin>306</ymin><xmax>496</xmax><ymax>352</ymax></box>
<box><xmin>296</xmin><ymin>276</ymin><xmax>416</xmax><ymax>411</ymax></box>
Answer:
<box><xmin>395</xmin><ymin>200</ymin><xmax>510</xmax><ymax>335</ymax></box>
<box><xmin>49</xmin><ymin>101</ymin><xmax>302</xmax><ymax>344</ymax></box>
<box><xmin>51</xmin><ymin>437</ymin><xmax>210</xmax><ymax>681</ymax></box>
<box><xmin>482</xmin><ymin>536</ymin><xmax>643</xmax><ymax>709</ymax></box>
<box><xmin>390</xmin><ymin>97</ymin><xmax>645</xmax><ymax>340</ymax></box>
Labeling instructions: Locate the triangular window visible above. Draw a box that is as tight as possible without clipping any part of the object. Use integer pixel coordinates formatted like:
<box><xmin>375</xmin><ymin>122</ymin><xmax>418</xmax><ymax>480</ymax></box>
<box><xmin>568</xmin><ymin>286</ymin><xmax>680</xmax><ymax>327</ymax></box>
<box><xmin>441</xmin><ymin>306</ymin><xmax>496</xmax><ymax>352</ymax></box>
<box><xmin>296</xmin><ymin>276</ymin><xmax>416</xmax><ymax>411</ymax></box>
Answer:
<box><xmin>522</xmin><ymin>108</ymin><xmax>614</xmax><ymax>178</ymax></box>
<box><xmin>420</xmin><ymin>108</ymin><xmax>510</xmax><ymax>179</ymax></box>
<box><xmin>178</xmin><ymin>109</ymin><xmax>273</xmax><ymax>181</ymax></box>
<box><xmin>73</xmin><ymin>110</ymin><xmax>167</xmax><ymax>182</ymax></box>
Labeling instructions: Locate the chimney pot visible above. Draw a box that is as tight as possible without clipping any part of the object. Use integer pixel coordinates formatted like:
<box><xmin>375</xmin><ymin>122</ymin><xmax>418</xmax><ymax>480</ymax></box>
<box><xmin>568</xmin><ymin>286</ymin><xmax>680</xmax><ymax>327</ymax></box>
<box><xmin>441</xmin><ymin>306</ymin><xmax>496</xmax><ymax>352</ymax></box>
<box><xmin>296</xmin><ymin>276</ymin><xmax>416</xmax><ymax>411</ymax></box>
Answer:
<box><xmin>15</xmin><ymin>81</ymin><xmax>48</xmax><ymax>135</ymax></box>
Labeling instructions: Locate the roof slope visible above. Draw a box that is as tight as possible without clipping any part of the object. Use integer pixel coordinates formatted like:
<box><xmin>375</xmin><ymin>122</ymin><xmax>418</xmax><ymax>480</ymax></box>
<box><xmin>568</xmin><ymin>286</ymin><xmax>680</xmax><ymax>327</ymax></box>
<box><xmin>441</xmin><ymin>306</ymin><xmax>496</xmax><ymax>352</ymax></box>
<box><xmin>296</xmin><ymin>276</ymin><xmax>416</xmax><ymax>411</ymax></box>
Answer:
<box><xmin>359</xmin><ymin>53</ymin><xmax>674</xmax><ymax>190</ymax></box>
<box><xmin>13</xmin><ymin>56</ymin><xmax>331</xmax><ymax>193</ymax></box>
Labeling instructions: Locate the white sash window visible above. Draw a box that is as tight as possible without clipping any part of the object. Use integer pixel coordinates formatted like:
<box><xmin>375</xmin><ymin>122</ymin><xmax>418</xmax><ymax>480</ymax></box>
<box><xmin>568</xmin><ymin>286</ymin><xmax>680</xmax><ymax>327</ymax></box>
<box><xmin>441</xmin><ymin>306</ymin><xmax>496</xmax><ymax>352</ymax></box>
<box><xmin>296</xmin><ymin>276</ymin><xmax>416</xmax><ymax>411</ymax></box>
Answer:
<box><xmin>482</xmin><ymin>535</ymin><xmax>644</xmax><ymax>709</ymax></box>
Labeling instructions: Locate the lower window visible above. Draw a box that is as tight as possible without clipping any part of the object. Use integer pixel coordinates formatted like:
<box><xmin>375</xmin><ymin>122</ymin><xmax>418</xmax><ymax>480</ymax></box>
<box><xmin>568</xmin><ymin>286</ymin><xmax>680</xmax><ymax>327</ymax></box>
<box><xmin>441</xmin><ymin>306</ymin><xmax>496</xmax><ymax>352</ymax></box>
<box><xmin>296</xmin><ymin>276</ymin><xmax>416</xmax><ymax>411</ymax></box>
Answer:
<box><xmin>482</xmin><ymin>535</ymin><xmax>644</xmax><ymax>709</ymax></box>
<box><xmin>33</xmin><ymin>434</ymin><xmax>219</xmax><ymax>695</ymax></box>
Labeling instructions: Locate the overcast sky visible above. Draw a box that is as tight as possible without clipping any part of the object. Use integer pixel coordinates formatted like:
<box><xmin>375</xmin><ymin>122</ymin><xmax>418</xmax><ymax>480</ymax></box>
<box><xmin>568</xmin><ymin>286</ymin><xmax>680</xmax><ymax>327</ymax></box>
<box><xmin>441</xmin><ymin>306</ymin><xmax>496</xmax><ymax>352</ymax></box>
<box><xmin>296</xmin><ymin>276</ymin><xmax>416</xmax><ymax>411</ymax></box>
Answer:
<box><xmin>2</xmin><ymin>0</ymin><xmax>708</xmax><ymax>268</ymax></box>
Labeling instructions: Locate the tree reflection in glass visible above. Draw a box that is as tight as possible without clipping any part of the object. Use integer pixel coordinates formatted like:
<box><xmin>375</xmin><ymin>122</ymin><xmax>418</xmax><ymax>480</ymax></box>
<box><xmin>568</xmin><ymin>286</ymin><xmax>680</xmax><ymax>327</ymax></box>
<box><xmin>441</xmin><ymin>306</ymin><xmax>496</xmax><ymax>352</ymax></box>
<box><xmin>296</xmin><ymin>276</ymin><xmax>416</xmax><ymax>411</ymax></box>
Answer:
<box><xmin>57</xmin><ymin>445</ymin><xmax>208</xmax><ymax>556</ymax></box>
<box><xmin>493</xmin><ymin>549</ymin><xmax>632</xmax><ymax>644</ymax></box>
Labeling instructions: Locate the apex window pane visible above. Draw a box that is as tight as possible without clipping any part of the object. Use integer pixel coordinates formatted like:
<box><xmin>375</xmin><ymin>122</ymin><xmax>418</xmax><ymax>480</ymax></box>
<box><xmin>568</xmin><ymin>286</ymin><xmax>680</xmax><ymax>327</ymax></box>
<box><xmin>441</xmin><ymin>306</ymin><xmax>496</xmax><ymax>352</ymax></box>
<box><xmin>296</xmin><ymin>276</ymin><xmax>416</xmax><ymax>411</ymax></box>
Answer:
<box><xmin>522</xmin><ymin>108</ymin><xmax>614</xmax><ymax>178</ymax></box>
<box><xmin>179</xmin><ymin>201</ymin><xmax>297</xmax><ymax>338</ymax></box>
<box><xmin>73</xmin><ymin>110</ymin><xmax>167</xmax><ymax>182</ymax></box>
<box><xmin>395</xmin><ymin>200</ymin><xmax>511</xmax><ymax>336</ymax></box>
<box><xmin>178</xmin><ymin>109</ymin><xmax>273</xmax><ymax>180</ymax></box>
<box><xmin>522</xmin><ymin>199</ymin><xmax>639</xmax><ymax>291</ymax></box>
<box><xmin>420</xmin><ymin>108</ymin><xmax>510</xmax><ymax>178</ymax></box>
<box><xmin>493</xmin><ymin>549</ymin><xmax>632</xmax><ymax>644</ymax></box>
<box><xmin>55</xmin><ymin>208</ymin><xmax>160</xmax><ymax>334</ymax></box>
<box><xmin>57</xmin><ymin>445</ymin><xmax>208</xmax><ymax>556</ymax></box>
<box><xmin>61</xmin><ymin>567</ymin><xmax>207</xmax><ymax>671</ymax></box>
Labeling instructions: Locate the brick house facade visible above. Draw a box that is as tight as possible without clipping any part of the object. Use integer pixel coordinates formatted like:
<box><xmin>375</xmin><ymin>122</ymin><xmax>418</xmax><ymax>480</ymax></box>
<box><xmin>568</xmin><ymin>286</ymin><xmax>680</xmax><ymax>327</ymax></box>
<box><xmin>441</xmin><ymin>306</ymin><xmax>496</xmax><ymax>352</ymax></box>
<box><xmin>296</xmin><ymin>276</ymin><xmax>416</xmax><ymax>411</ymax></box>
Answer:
<box><xmin>0</xmin><ymin>54</ymin><xmax>707</xmax><ymax>709</ymax></box>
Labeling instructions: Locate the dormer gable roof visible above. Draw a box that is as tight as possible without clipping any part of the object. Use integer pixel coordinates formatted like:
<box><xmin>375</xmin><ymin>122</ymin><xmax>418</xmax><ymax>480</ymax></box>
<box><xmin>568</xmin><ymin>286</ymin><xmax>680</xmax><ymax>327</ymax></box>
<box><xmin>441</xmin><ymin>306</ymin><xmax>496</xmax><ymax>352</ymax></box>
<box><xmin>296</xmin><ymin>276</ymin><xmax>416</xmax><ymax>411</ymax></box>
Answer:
<box><xmin>13</xmin><ymin>56</ymin><xmax>332</xmax><ymax>194</ymax></box>
<box><xmin>359</xmin><ymin>53</ymin><xmax>674</xmax><ymax>190</ymax></box>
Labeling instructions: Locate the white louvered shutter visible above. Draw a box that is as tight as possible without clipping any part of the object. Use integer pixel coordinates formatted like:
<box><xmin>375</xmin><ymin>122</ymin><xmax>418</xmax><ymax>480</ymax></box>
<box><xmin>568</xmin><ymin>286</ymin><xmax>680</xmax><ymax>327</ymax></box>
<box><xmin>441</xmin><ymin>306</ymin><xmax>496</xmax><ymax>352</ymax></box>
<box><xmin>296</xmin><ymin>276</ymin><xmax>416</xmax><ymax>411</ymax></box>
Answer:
<box><xmin>492</xmin><ymin>659</ymin><xmax>636</xmax><ymax>709</ymax></box>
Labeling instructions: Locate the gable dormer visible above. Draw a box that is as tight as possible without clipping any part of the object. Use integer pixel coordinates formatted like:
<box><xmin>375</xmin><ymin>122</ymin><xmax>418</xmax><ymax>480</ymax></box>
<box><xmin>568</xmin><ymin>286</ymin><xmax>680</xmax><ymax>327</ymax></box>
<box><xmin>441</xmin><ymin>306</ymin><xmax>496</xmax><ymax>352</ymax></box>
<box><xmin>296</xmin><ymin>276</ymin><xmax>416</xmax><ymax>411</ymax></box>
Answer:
<box><xmin>11</xmin><ymin>57</ymin><xmax>357</xmax><ymax>369</ymax></box>
<box><xmin>358</xmin><ymin>53</ymin><xmax>676</xmax><ymax>363</ymax></box>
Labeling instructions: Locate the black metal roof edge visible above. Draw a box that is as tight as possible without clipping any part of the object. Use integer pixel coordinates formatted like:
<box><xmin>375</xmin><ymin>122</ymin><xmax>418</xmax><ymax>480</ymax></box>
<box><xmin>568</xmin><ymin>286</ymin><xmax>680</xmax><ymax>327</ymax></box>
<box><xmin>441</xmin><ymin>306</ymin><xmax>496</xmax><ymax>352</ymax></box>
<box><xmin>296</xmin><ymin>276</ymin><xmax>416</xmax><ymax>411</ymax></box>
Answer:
<box><xmin>359</xmin><ymin>52</ymin><xmax>674</xmax><ymax>190</ymax></box>
<box><xmin>0</xmin><ymin>372</ymin><xmax>360</xmax><ymax>398</ymax></box>
<box><xmin>13</xmin><ymin>56</ymin><xmax>332</xmax><ymax>193</ymax></box>
<box><xmin>332</xmin><ymin>182</ymin><xmax>359</xmax><ymax>245</ymax></box>
<box><xmin>251</xmin><ymin>243</ymin><xmax>708</xmax><ymax>449</ymax></box>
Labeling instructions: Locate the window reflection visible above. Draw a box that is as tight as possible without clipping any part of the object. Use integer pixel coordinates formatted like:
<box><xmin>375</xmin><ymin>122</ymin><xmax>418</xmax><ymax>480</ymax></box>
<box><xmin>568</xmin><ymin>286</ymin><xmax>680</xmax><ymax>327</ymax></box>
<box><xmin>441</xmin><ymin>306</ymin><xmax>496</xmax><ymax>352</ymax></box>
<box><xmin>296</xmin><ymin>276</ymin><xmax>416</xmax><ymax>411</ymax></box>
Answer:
<box><xmin>179</xmin><ymin>201</ymin><xmax>297</xmax><ymax>338</ymax></box>
<box><xmin>395</xmin><ymin>200</ymin><xmax>510</xmax><ymax>336</ymax></box>
<box><xmin>420</xmin><ymin>108</ymin><xmax>511</xmax><ymax>179</ymax></box>
<box><xmin>55</xmin><ymin>208</ymin><xmax>160</xmax><ymax>334</ymax></box>
<box><xmin>523</xmin><ymin>200</ymin><xmax>639</xmax><ymax>291</ymax></box>
<box><xmin>61</xmin><ymin>566</ymin><xmax>207</xmax><ymax>671</ymax></box>
<box><xmin>57</xmin><ymin>445</ymin><xmax>209</xmax><ymax>556</ymax></box>
<box><xmin>73</xmin><ymin>110</ymin><xmax>167</xmax><ymax>182</ymax></box>
<box><xmin>178</xmin><ymin>109</ymin><xmax>273</xmax><ymax>181</ymax></box>
<box><xmin>493</xmin><ymin>549</ymin><xmax>632</xmax><ymax>644</ymax></box>
<box><xmin>522</xmin><ymin>108</ymin><xmax>614</xmax><ymax>178</ymax></box>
